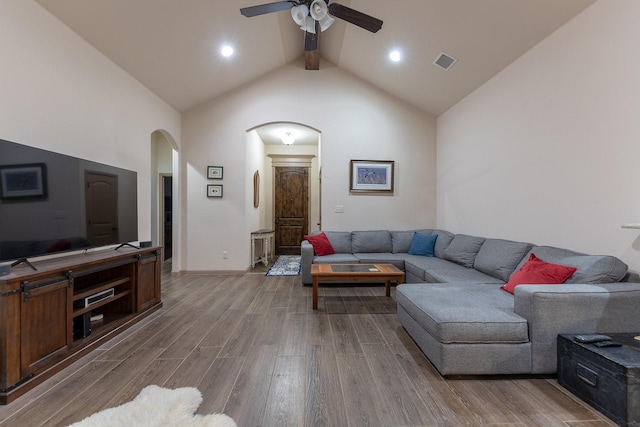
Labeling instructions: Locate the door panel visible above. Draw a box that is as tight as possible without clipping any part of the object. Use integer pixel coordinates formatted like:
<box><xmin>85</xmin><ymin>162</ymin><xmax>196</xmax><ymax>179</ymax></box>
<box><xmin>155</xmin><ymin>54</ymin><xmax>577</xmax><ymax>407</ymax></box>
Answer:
<box><xmin>21</xmin><ymin>278</ymin><xmax>70</xmax><ymax>377</ymax></box>
<box><xmin>274</xmin><ymin>167</ymin><xmax>308</xmax><ymax>255</ymax></box>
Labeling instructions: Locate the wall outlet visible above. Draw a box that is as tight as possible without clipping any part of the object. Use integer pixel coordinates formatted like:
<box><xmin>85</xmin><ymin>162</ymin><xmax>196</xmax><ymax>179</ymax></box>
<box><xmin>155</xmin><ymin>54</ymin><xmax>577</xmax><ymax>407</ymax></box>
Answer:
<box><xmin>223</xmin><ymin>251</ymin><xmax>228</xmax><ymax>259</ymax></box>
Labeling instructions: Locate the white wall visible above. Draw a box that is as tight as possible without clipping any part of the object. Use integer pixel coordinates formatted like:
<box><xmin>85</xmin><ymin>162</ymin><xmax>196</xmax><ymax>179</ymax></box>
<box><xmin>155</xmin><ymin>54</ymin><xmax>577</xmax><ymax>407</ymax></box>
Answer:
<box><xmin>437</xmin><ymin>0</ymin><xmax>640</xmax><ymax>272</ymax></box>
<box><xmin>0</xmin><ymin>0</ymin><xmax>181</xmax><ymax>247</ymax></box>
<box><xmin>182</xmin><ymin>63</ymin><xmax>437</xmax><ymax>272</ymax></box>
<box><xmin>246</xmin><ymin>130</ymin><xmax>265</xmax><ymax>235</ymax></box>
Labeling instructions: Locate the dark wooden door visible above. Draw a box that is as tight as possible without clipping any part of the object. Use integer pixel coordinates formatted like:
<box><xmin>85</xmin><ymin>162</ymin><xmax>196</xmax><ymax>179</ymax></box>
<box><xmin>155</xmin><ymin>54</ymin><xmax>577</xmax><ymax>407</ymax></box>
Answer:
<box><xmin>274</xmin><ymin>167</ymin><xmax>308</xmax><ymax>255</ymax></box>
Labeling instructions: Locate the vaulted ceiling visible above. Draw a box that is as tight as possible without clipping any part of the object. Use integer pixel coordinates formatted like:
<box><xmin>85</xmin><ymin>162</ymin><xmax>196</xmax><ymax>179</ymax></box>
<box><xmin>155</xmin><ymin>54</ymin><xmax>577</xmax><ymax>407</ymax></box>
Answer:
<box><xmin>35</xmin><ymin>0</ymin><xmax>595</xmax><ymax>116</ymax></box>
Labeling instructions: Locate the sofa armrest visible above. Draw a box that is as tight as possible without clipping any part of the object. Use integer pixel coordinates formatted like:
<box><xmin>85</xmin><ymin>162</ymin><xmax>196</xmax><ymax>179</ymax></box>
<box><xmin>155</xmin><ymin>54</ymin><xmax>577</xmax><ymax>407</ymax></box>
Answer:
<box><xmin>301</xmin><ymin>240</ymin><xmax>315</xmax><ymax>285</ymax></box>
<box><xmin>513</xmin><ymin>283</ymin><xmax>640</xmax><ymax>373</ymax></box>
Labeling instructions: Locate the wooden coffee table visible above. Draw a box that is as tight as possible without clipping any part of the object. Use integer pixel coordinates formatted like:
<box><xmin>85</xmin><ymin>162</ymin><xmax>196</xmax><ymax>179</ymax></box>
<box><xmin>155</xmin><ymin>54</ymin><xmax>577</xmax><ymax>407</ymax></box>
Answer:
<box><xmin>310</xmin><ymin>263</ymin><xmax>404</xmax><ymax>310</ymax></box>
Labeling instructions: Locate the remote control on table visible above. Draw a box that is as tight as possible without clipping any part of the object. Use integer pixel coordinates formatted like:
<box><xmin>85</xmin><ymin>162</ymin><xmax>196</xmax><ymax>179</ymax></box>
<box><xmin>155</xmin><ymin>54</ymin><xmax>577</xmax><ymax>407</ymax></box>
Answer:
<box><xmin>573</xmin><ymin>334</ymin><xmax>612</xmax><ymax>343</ymax></box>
<box><xmin>593</xmin><ymin>340</ymin><xmax>622</xmax><ymax>347</ymax></box>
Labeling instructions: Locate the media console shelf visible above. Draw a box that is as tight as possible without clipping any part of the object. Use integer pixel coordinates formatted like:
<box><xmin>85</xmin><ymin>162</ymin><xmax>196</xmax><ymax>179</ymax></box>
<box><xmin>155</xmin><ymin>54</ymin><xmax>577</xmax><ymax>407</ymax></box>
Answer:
<box><xmin>0</xmin><ymin>246</ymin><xmax>162</xmax><ymax>404</ymax></box>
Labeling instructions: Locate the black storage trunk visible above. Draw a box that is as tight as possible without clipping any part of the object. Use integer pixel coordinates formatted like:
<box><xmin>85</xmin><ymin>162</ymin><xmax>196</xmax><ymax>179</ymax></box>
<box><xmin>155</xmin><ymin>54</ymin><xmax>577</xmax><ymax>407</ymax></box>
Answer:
<box><xmin>558</xmin><ymin>334</ymin><xmax>640</xmax><ymax>427</ymax></box>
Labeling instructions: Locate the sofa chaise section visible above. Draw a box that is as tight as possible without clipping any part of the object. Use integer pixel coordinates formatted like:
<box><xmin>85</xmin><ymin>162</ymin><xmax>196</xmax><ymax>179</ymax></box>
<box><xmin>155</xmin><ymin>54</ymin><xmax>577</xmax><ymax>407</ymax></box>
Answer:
<box><xmin>397</xmin><ymin>283</ymin><xmax>532</xmax><ymax>375</ymax></box>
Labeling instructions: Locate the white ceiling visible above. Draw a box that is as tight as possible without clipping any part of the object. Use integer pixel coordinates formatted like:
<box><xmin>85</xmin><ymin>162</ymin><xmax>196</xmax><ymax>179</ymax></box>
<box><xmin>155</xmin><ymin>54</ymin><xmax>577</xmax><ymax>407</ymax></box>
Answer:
<box><xmin>35</xmin><ymin>0</ymin><xmax>596</xmax><ymax>117</ymax></box>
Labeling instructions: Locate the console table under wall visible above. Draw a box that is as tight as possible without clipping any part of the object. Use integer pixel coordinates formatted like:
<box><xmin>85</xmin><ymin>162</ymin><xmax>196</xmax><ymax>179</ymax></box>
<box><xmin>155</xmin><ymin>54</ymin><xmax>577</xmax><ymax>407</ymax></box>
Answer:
<box><xmin>251</xmin><ymin>229</ymin><xmax>274</xmax><ymax>267</ymax></box>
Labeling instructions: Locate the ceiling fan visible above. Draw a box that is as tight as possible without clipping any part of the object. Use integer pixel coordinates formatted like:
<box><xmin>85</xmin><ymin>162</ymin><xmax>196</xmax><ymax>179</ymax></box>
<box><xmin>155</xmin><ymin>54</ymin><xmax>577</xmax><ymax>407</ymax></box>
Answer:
<box><xmin>240</xmin><ymin>0</ymin><xmax>383</xmax><ymax>70</ymax></box>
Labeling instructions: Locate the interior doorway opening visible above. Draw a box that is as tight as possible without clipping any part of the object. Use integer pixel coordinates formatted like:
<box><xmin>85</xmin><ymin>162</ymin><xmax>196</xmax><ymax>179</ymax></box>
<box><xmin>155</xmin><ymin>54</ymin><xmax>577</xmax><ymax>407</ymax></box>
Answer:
<box><xmin>151</xmin><ymin>129</ymin><xmax>179</xmax><ymax>271</ymax></box>
<box><xmin>247</xmin><ymin>122</ymin><xmax>321</xmax><ymax>259</ymax></box>
<box><xmin>162</xmin><ymin>175</ymin><xmax>172</xmax><ymax>260</ymax></box>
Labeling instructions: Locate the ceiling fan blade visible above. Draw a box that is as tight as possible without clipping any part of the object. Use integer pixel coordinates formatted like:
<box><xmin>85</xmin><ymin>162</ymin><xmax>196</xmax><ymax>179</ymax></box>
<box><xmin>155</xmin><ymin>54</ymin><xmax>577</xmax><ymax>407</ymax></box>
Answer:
<box><xmin>240</xmin><ymin>1</ymin><xmax>294</xmax><ymax>18</ymax></box>
<box><xmin>328</xmin><ymin>3</ymin><xmax>383</xmax><ymax>33</ymax></box>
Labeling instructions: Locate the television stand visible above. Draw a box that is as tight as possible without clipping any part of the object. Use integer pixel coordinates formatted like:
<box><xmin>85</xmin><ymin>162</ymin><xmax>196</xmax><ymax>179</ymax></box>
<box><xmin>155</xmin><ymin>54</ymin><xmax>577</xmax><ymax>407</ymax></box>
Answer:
<box><xmin>10</xmin><ymin>258</ymin><xmax>37</xmax><ymax>271</ymax></box>
<box><xmin>0</xmin><ymin>246</ymin><xmax>162</xmax><ymax>404</ymax></box>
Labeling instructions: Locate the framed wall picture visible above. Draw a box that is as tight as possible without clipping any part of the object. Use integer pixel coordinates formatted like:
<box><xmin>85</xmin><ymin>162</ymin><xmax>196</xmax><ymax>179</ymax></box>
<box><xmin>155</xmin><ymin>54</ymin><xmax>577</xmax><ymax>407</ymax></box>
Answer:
<box><xmin>253</xmin><ymin>170</ymin><xmax>260</xmax><ymax>208</ymax></box>
<box><xmin>207</xmin><ymin>184</ymin><xmax>223</xmax><ymax>198</ymax></box>
<box><xmin>0</xmin><ymin>163</ymin><xmax>48</xmax><ymax>200</ymax></box>
<box><xmin>349</xmin><ymin>160</ymin><xmax>394</xmax><ymax>193</ymax></box>
<box><xmin>207</xmin><ymin>166</ymin><xmax>223</xmax><ymax>179</ymax></box>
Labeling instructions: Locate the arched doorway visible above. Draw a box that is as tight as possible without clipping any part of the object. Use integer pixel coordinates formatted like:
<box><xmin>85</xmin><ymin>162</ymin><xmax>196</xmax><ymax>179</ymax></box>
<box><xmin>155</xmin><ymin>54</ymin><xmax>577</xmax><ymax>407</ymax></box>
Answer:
<box><xmin>247</xmin><ymin>122</ymin><xmax>321</xmax><ymax>256</ymax></box>
<box><xmin>151</xmin><ymin>130</ymin><xmax>180</xmax><ymax>270</ymax></box>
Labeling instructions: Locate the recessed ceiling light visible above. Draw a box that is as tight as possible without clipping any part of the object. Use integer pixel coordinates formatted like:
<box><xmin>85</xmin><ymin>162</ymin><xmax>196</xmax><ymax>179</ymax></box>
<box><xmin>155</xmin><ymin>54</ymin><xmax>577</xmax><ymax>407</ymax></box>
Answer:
<box><xmin>221</xmin><ymin>45</ymin><xmax>234</xmax><ymax>57</ymax></box>
<box><xmin>389</xmin><ymin>49</ymin><xmax>401</xmax><ymax>62</ymax></box>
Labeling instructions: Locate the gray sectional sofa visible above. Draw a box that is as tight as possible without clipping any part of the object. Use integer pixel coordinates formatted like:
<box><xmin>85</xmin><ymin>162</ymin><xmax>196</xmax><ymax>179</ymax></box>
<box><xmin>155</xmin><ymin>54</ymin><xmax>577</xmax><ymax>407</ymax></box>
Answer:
<box><xmin>300</xmin><ymin>229</ymin><xmax>640</xmax><ymax>375</ymax></box>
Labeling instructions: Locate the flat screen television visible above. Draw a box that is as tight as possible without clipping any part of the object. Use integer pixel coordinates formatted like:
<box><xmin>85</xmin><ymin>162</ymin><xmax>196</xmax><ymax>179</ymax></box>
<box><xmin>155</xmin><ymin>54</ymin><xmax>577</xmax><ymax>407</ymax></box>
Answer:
<box><xmin>0</xmin><ymin>138</ymin><xmax>138</xmax><ymax>265</ymax></box>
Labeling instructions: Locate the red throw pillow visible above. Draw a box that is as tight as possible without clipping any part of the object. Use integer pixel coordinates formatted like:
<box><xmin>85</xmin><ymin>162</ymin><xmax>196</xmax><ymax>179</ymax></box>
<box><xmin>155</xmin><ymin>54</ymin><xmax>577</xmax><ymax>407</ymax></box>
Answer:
<box><xmin>501</xmin><ymin>253</ymin><xmax>577</xmax><ymax>294</ymax></box>
<box><xmin>46</xmin><ymin>239</ymin><xmax>70</xmax><ymax>253</ymax></box>
<box><xmin>304</xmin><ymin>232</ymin><xmax>335</xmax><ymax>256</ymax></box>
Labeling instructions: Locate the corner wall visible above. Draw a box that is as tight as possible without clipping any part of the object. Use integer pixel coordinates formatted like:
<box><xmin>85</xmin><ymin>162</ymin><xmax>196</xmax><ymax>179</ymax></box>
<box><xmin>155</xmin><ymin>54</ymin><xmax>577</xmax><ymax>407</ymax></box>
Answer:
<box><xmin>0</xmin><ymin>0</ymin><xmax>181</xmax><ymax>244</ymax></box>
<box><xmin>182</xmin><ymin>63</ymin><xmax>437</xmax><ymax>272</ymax></box>
<box><xmin>437</xmin><ymin>1</ymin><xmax>640</xmax><ymax>271</ymax></box>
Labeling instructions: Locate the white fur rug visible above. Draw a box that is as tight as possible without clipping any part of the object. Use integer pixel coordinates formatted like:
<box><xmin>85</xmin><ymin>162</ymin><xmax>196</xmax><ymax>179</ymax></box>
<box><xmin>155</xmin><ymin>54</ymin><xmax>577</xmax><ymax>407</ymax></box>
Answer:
<box><xmin>67</xmin><ymin>385</ymin><xmax>237</xmax><ymax>427</ymax></box>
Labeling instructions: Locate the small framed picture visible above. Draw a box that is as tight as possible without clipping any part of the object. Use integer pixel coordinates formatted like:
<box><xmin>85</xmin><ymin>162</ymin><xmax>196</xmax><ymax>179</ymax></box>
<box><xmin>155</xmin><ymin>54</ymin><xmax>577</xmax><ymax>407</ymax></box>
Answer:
<box><xmin>207</xmin><ymin>184</ymin><xmax>223</xmax><ymax>198</ymax></box>
<box><xmin>207</xmin><ymin>166</ymin><xmax>223</xmax><ymax>179</ymax></box>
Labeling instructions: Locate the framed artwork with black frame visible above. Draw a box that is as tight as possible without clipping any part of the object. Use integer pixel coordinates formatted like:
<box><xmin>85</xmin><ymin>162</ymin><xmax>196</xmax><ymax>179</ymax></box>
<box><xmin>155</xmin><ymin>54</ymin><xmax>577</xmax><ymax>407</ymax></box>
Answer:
<box><xmin>207</xmin><ymin>166</ymin><xmax>223</xmax><ymax>179</ymax></box>
<box><xmin>207</xmin><ymin>184</ymin><xmax>223</xmax><ymax>198</ymax></box>
<box><xmin>0</xmin><ymin>163</ymin><xmax>48</xmax><ymax>200</ymax></box>
<box><xmin>349</xmin><ymin>160</ymin><xmax>394</xmax><ymax>193</ymax></box>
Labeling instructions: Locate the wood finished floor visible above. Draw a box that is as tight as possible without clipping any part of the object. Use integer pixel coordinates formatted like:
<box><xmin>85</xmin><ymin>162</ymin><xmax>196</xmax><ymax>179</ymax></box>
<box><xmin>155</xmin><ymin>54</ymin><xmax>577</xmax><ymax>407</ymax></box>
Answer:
<box><xmin>0</xmin><ymin>261</ymin><xmax>615</xmax><ymax>427</ymax></box>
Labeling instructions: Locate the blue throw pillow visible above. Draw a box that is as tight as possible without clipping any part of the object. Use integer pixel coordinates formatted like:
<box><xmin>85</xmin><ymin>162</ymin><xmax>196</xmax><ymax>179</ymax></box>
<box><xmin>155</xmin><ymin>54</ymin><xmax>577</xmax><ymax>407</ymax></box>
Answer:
<box><xmin>408</xmin><ymin>232</ymin><xmax>437</xmax><ymax>257</ymax></box>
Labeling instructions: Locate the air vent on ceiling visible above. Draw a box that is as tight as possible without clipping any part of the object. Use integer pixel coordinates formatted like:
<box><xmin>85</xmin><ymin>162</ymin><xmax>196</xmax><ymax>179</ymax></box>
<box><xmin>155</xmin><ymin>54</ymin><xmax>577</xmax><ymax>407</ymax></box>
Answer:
<box><xmin>433</xmin><ymin>52</ymin><xmax>457</xmax><ymax>71</ymax></box>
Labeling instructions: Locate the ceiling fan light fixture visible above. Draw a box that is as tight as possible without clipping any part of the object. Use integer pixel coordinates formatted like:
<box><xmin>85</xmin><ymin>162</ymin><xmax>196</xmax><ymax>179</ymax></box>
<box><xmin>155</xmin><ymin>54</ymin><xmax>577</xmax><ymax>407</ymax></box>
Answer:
<box><xmin>318</xmin><ymin>14</ymin><xmax>335</xmax><ymax>32</ymax></box>
<box><xmin>291</xmin><ymin>4</ymin><xmax>309</xmax><ymax>26</ymax></box>
<box><xmin>308</xmin><ymin>0</ymin><xmax>334</xmax><ymax>32</ymax></box>
<box><xmin>309</xmin><ymin>0</ymin><xmax>328</xmax><ymax>20</ymax></box>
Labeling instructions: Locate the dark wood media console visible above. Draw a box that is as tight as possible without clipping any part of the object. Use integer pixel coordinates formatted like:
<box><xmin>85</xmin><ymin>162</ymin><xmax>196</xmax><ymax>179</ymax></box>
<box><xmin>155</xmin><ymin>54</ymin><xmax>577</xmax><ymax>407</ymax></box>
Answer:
<box><xmin>0</xmin><ymin>246</ymin><xmax>162</xmax><ymax>404</ymax></box>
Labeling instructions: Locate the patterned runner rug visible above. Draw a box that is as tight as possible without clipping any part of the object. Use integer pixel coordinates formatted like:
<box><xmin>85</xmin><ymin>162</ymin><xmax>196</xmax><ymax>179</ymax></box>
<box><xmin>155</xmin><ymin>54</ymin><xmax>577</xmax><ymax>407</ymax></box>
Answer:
<box><xmin>266</xmin><ymin>255</ymin><xmax>301</xmax><ymax>276</ymax></box>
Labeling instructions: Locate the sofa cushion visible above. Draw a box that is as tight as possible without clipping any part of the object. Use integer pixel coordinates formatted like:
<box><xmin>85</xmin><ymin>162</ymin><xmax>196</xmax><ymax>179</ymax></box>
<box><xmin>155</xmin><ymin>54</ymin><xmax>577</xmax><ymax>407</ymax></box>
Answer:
<box><xmin>351</xmin><ymin>230</ymin><xmax>392</xmax><ymax>253</ymax></box>
<box><xmin>431</xmin><ymin>229</ymin><xmax>454</xmax><ymax>258</ymax></box>
<box><xmin>391</xmin><ymin>231</ymin><xmax>415</xmax><ymax>253</ymax></box>
<box><xmin>515</xmin><ymin>246</ymin><xmax>628</xmax><ymax>284</ymax></box>
<box><xmin>304</xmin><ymin>232</ymin><xmax>335</xmax><ymax>256</ymax></box>
<box><xmin>423</xmin><ymin>264</ymin><xmax>503</xmax><ymax>284</ymax></box>
<box><xmin>353</xmin><ymin>253</ymin><xmax>407</xmax><ymax>271</ymax></box>
<box><xmin>404</xmin><ymin>256</ymin><xmax>453</xmax><ymax>282</ymax></box>
<box><xmin>443</xmin><ymin>234</ymin><xmax>485</xmax><ymax>268</ymax></box>
<box><xmin>322</xmin><ymin>231</ymin><xmax>352</xmax><ymax>254</ymax></box>
<box><xmin>474</xmin><ymin>239</ymin><xmax>533</xmax><ymax>282</ymax></box>
<box><xmin>313</xmin><ymin>253</ymin><xmax>359</xmax><ymax>264</ymax></box>
<box><xmin>396</xmin><ymin>283</ymin><xmax>529</xmax><ymax>344</ymax></box>
<box><xmin>501</xmin><ymin>253</ymin><xmax>577</xmax><ymax>294</ymax></box>
<box><xmin>408</xmin><ymin>233</ymin><xmax>437</xmax><ymax>257</ymax></box>
<box><xmin>404</xmin><ymin>256</ymin><xmax>503</xmax><ymax>284</ymax></box>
